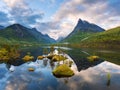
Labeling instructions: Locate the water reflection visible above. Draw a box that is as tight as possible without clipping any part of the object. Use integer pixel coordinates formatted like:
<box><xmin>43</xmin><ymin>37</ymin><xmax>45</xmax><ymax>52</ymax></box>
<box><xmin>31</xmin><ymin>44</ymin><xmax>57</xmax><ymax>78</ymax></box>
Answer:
<box><xmin>53</xmin><ymin>61</ymin><xmax>120</xmax><ymax>90</ymax></box>
<box><xmin>67</xmin><ymin>49</ymin><xmax>104</xmax><ymax>71</ymax></box>
<box><xmin>42</xmin><ymin>58</ymin><xmax>48</xmax><ymax>67</ymax></box>
<box><xmin>0</xmin><ymin>60</ymin><xmax>120</xmax><ymax>90</ymax></box>
<box><xmin>43</xmin><ymin>46</ymin><xmax>72</xmax><ymax>50</ymax></box>
<box><xmin>49</xmin><ymin>60</ymin><xmax>55</xmax><ymax>70</ymax></box>
<box><xmin>0</xmin><ymin>47</ymin><xmax>120</xmax><ymax>90</ymax></box>
<box><xmin>81</xmin><ymin>49</ymin><xmax>120</xmax><ymax>65</ymax></box>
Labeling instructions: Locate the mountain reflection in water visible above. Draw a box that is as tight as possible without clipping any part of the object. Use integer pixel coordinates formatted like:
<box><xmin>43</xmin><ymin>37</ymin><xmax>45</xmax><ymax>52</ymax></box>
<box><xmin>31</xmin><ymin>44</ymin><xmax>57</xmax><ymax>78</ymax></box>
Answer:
<box><xmin>0</xmin><ymin>47</ymin><xmax>120</xmax><ymax>90</ymax></box>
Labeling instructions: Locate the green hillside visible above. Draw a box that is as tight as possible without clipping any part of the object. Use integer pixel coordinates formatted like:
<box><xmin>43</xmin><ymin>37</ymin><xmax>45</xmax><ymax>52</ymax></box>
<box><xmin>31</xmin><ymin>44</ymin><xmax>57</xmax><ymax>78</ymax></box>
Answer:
<box><xmin>0</xmin><ymin>36</ymin><xmax>39</xmax><ymax>46</ymax></box>
<box><xmin>62</xmin><ymin>19</ymin><xmax>105</xmax><ymax>44</ymax></box>
<box><xmin>62</xmin><ymin>26</ymin><xmax>120</xmax><ymax>49</ymax></box>
<box><xmin>0</xmin><ymin>26</ymin><xmax>39</xmax><ymax>46</ymax></box>
<box><xmin>0</xmin><ymin>37</ymin><xmax>10</xmax><ymax>44</ymax></box>
<box><xmin>74</xmin><ymin>27</ymin><xmax>120</xmax><ymax>49</ymax></box>
<box><xmin>0</xmin><ymin>24</ymin><xmax>56</xmax><ymax>46</ymax></box>
<box><xmin>0</xmin><ymin>27</ymin><xmax>38</xmax><ymax>42</ymax></box>
<box><xmin>62</xmin><ymin>31</ymin><xmax>93</xmax><ymax>43</ymax></box>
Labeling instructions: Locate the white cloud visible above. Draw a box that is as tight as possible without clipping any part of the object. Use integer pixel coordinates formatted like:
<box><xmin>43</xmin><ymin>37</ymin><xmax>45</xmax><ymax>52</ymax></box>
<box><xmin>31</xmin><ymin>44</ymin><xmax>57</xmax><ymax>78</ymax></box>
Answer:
<box><xmin>4</xmin><ymin>0</ymin><xmax>22</xmax><ymax>7</ymax></box>
<box><xmin>1</xmin><ymin>0</ymin><xmax>120</xmax><ymax>39</ymax></box>
<box><xmin>46</xmin><ymin>0</ymin><xmax>120</xmax><ymax>39</ymax></box>
<box><xmin>3</xmin><ymin>0</ymin><xmax>44</xmax><ymax>27</ymax></box>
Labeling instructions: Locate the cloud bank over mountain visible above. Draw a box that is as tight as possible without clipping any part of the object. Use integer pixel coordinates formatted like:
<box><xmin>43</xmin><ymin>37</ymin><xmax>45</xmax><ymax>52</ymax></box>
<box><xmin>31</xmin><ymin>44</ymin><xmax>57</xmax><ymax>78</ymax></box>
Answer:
<box><xmin>0</xmin><ymin>0</ymin><xmax>120</xmax><ymax>39</ymax></box>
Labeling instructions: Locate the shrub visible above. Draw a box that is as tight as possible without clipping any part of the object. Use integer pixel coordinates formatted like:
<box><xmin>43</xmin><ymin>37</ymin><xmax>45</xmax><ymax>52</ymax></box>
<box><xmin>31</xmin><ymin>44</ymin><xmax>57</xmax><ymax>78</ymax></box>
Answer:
<box><xmin>0</xmin><ymin>45</ymin><xmax>20</xmax><ymax>63</ymax></box>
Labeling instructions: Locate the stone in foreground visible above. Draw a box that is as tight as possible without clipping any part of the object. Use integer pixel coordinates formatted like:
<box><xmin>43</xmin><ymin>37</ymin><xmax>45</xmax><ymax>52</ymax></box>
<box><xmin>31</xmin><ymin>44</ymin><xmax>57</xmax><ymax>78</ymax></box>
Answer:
<box><xmin>87</xmin><ymin>56</ymin><xmax>99</xmax><ymax>62</ymax></box>
<box><xmin>28</xmin><ymin>67</ymin><xmax>35</xmax><ymax>71</ymax></box>
<box><xmin>22</xmin><ymin>55</ymin><xmax>34</xmax><ymax>62</ymax></box>
<box><xmin>52</xmin><ymin>64</ymin><xmax>74</xmax><ymax>77</ymax></box>
<box><xmin>37</xmin><ymin>56</ymin><xmax>44</xmax><ymax>60</ymax></box>
<box><xmin>52</xmin><ymin>55</ymin><xmax>67</xmax><ymax>61</ymax></box>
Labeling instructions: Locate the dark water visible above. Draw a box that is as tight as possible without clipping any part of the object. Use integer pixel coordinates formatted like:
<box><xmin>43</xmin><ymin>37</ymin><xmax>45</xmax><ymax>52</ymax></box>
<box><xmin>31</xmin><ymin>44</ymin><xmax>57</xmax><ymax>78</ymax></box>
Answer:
<box><xmin>0</xmin><ymin>47</ymin><xmax>120</xmax><ymax>90</ymax></box>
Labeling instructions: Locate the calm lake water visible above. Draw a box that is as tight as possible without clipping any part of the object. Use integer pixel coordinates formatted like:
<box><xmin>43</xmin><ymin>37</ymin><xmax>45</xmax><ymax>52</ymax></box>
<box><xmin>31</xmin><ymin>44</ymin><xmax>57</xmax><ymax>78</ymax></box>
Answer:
<box><xmin>0</xmin><ymin>46</ymin><xmax>120</xmax><ymax>90</ymax></box>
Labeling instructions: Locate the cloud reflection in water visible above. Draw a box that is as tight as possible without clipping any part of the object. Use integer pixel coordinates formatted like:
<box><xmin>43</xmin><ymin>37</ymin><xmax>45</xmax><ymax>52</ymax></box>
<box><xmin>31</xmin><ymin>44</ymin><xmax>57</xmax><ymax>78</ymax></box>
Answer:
<box><xmin>0</xmin><ymin>59</ymin><xmax>120</xmax><ymax>90</ymax></box>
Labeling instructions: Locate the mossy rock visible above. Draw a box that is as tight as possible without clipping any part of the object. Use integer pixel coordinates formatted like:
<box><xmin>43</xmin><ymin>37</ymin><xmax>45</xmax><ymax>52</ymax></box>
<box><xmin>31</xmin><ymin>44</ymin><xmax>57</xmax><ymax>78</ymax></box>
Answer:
<box><xmin>87</xmin><ymin>56</ymin><xmax>99</xmax><ymax>62</ymax></box>
<box><xmin>28</xmin><ymin>67</ymin><xmax>35</xmax><ymax>71</ymax></box>
<box><xmin>47</xmin><ymin>55</ymin><xmax>54</xmax><ymax>59</ymax></box>
<box><xmin>52</xmin><ymin>55</ymin><xmax>67</xmax><ymax>61</ymax></box>
<box><xmin>37</xmin><ymin>56</ymin><xmax>44</xmax><ymax>60</ymax></box>
<box><xmin>64</xmin><ymin>60</ymin><xmax>73</xmax><ymax>67</ymax></box>
<box><xmin>52</xmin><ymin>64</ymin><xmax>74</xmax><ymax>77</ymax></box>
<box><xmin>22</xmin><ymin>55</ymin><xmax>34</xmax><ymax>62</ymax></box>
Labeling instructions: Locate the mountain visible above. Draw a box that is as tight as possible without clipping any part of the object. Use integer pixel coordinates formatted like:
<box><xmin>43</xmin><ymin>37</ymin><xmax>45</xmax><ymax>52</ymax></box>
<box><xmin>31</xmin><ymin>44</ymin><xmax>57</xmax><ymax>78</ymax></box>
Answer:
<box><xmin>62</xmin><ymin>19</ymin><xmax>105</xmax><ymax>43</ymax></box>
<box><xmin>0</xmin><ymin>25</ymin><xmax>4</xmax><ymax>30</ymax></box>
<box><xmin>79</xmin><ymin>26</ymin><xmax>120</xmax><ymax>49</ymax></box>
<box><xmin>43</xmin><ymin>34</ymin><xmax>56</xmax><ymax>43</ymax></box>
<box><xmin>28</xmin><ymin>28</ymin><xmax>56</xmax><ymax>43</ymax></box>
<box><xmin>57</xmin><ymin>36</ymin><xmax>65</xmax><ymax>42</ymax></box>
<box><xmin>68</xmin><ymin>19</ymin><xmax>105</xmax><ymax>37</ymax></box>
<box><xmin>0</xmin><ymin>24</ymin><xmax>56</xmax><ymax>44</ymax></box>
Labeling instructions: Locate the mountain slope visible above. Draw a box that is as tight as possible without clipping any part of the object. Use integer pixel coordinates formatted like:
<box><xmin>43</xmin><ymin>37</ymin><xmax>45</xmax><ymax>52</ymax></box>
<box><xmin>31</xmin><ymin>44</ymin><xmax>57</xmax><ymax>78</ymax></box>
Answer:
<box><xmin>79</xmin><ymin>26</ymin><xmax>120</xmax><ymax>48</ymax></box>
<box><xmin>0</xmin><ymin>24</ymin><xmax>55</xmax><ymax>44</ymax></box>
<box><xmin>0</xmin><ymin>25</ymin><xmax>4</xmax><ymax>30</ymax></box>
<box><xmin>0</xmin><ymin>24</ymin><xmax>38</xmax><ymax>42</ymax></box>
<box><xmin>63</xmin><ymin>32</ymin><xmax>92</xmax><ymax>43</ymax></box>
<box><xmin>63</xmin><ymin>19</ymin><xmax>105</xmax><ymax>43</ymax></box>
<box><xmin>28</xmin><ymin>28</ymin><xmax>56</xmax><ymax>43</ymax></box>
<box><xmin>57</xmin><ymin>36</ymin><xmax>65</xmax><ymax>42</ymax></box>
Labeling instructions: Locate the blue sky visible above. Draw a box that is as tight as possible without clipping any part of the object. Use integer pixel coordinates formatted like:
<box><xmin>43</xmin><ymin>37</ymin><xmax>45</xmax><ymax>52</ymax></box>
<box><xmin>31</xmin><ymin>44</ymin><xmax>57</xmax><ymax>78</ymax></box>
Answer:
<box><xmin>0</xmin><ymin>0</ymin><xmax>120</xmax><ymax>39</ymax></box>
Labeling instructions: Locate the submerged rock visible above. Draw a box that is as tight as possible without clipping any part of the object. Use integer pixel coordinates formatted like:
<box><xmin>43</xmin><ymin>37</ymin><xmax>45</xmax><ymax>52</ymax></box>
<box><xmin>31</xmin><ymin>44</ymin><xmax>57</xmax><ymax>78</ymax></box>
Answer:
<box><xmin>52</xmin><ymin>64</ymin><xmax>74</xmax><ymax>77</ymax></box>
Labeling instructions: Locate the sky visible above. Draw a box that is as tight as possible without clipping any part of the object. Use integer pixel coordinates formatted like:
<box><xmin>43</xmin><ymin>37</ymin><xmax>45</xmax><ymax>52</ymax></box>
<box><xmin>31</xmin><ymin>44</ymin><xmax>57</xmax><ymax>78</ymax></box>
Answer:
<box><xmin>0</xmin><ymin>0</ymin><xmax>120</xmax><ymax>40</ymax></box>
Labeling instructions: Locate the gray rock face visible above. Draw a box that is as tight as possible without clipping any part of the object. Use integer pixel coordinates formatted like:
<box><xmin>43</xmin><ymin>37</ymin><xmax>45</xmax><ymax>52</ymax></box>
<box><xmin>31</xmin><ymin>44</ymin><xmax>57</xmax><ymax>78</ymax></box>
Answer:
<box><xmin>68</xmin><ymin>19</ymin><xmax>105</xmax><ymax>37</ymax></box>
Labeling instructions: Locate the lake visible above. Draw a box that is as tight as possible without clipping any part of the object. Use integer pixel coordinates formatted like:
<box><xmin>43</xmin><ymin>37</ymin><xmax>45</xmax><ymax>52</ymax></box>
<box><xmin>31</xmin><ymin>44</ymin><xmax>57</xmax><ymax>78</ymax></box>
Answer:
<box><xmin>0</xmin><ymin>46</ymin><xmax>120</xmax><ymax>90</ymax></box>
